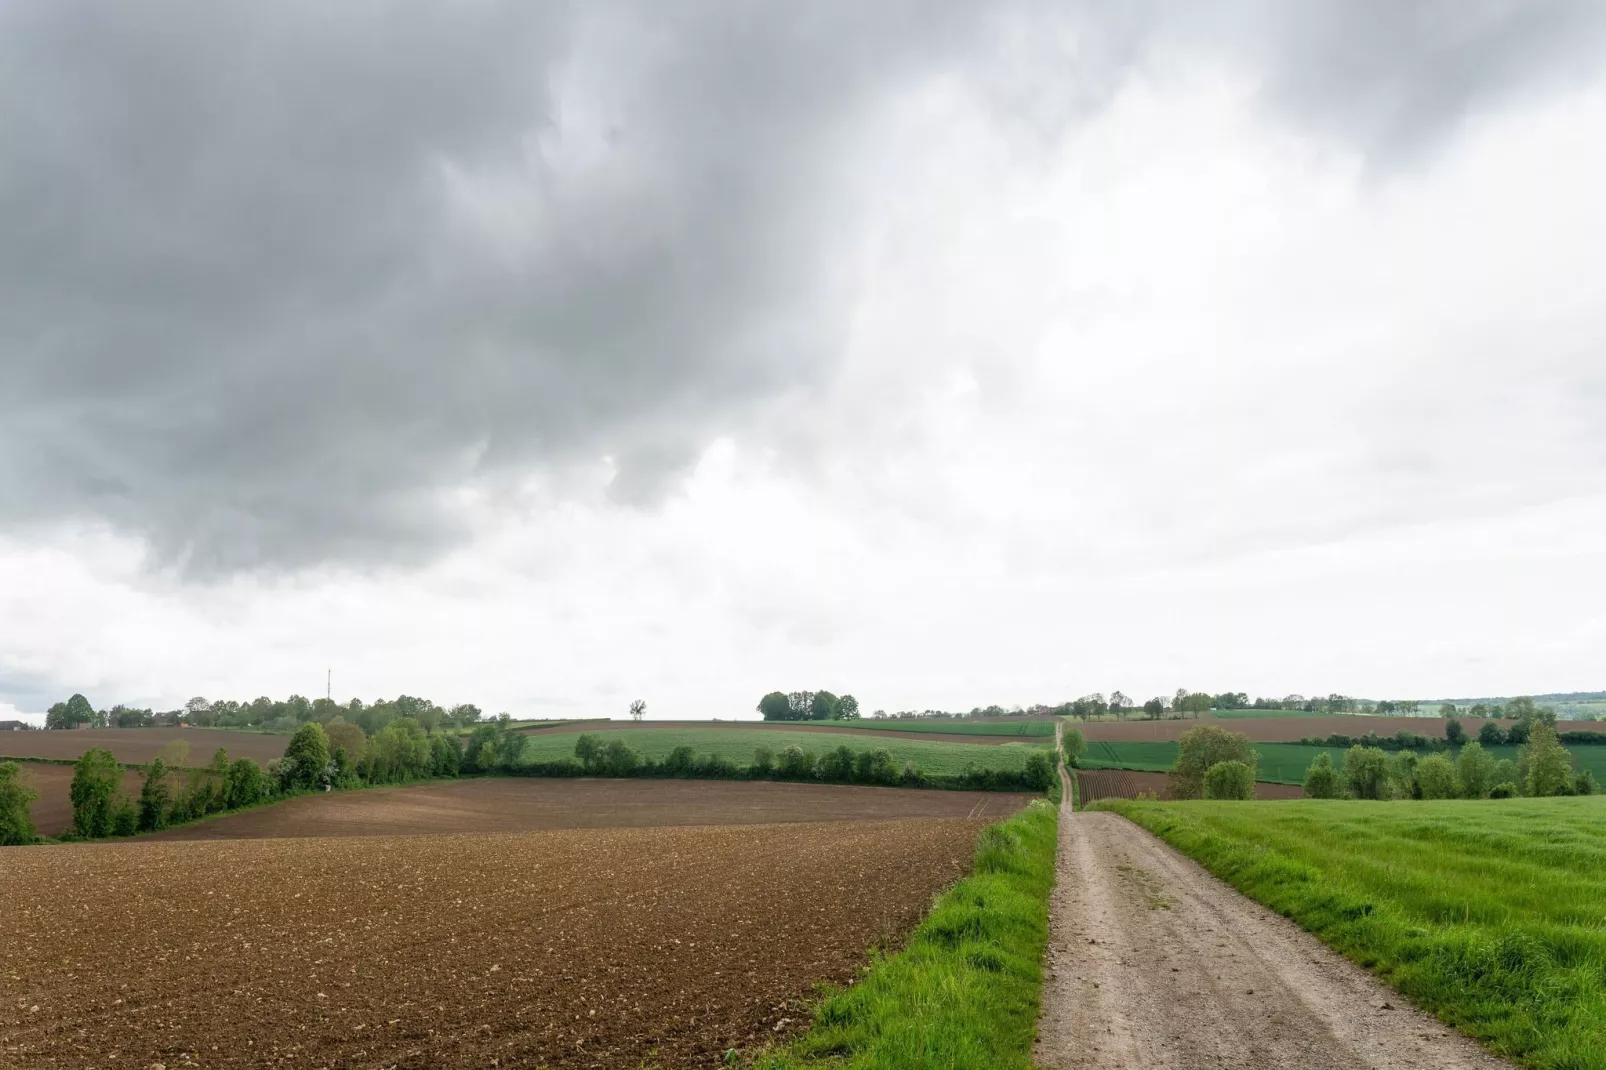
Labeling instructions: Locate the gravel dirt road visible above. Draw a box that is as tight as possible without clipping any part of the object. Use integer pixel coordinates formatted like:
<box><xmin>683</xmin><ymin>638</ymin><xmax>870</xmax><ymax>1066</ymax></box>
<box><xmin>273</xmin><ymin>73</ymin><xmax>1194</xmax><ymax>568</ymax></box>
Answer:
<box><xmin>1035</xmin><ymin>807</ymin><xmax>1516</xmax><ymax>1069</ymax></box>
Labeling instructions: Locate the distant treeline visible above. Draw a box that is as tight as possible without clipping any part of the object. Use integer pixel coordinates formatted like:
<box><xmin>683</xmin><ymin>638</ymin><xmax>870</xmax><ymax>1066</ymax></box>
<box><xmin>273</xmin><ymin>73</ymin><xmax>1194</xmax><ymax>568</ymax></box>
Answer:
<box><xmin>518</xmin><ymin>733</ymin><xmax>1057</xmax><ymax>793</ymax></box>
<box><xmin>40</xmin><ymin>692</ymin><xmax>488</xmax><ymax>735</ymax></box>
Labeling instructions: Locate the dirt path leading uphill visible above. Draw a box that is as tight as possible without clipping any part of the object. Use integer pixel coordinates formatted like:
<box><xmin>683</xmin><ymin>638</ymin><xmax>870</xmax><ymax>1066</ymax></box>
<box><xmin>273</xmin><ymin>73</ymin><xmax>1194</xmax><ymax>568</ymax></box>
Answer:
<box><xmin>1035</xmin><ymin>809</ymin><xmax>1514</xmax><ymax>1070</ymax></box>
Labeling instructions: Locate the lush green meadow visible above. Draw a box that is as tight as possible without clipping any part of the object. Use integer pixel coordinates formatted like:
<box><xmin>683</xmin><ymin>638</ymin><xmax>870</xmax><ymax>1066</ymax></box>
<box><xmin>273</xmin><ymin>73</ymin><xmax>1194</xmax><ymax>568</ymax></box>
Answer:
<box><xmin>1099</xmin><ymin>797</ymin><xmax>1606</xmax><ymax>1069</ymax></box>
<box><xmin>820</xmin><ymin>719</ymin><xmax>1055</xmax><ymax>738</ymax></box>
<box><xmin>755</xmin><ymin>799</ymin><xmax>1057</xmax><ymax>1069</ymax></box>
<box><xmin>1080</xmin><ymin>740</ymin><xmax>1606</xmax><ymax>786</ymax></box>
<box><xmin>518</xmin><ymin>727</ymin><xmax>1052</xmax><ymax>777</ymax></box>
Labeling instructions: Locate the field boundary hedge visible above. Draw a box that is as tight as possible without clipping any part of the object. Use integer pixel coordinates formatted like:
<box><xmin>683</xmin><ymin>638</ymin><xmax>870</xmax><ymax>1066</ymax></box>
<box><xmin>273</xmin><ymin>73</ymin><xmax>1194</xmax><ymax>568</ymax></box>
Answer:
<box><xmin>748</xmin><ymin>797</ymin><xmax>1059</xmax><ymax>1069</ymax></box>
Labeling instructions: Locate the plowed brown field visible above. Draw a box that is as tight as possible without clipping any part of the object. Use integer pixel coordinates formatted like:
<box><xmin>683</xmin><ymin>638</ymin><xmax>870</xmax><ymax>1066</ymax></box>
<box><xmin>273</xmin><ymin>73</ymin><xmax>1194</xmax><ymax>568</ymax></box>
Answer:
<box><xmin>1</xmin><ymin>819</ymin><xmax>985</xmax><ymax>1069</ymax></box>
<box><xmin>1074</xmin><ymin>768</ymin><xmax>1303</xmax><ymax>803</ymax></box>
<box><xmin>1077</xmin><ymin>715</ymin><xmax>1606</xmax><ymax>743</ymax></box>
<box><xmin>9</xmin><ymin>763</ymin><xmax>144</xmax><ymax>836</ymax></box>
<box><xmin>148</xmin><ymin>776</ymin><xmax>1034</xmax><ymax>840</ymax></box>
<box><xmin>1</xmin><ymin>727</ymin><xmax>287</xmax><ymax>765</ymax></box>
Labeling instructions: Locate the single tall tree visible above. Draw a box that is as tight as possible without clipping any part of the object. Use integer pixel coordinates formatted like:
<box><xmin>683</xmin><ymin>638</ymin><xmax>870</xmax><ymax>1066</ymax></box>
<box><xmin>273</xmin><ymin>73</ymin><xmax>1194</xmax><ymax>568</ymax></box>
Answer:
<box><xmin>629</xmin><ymin>699</ymin><xmax>647</xmax><ymax>722</ymax></box>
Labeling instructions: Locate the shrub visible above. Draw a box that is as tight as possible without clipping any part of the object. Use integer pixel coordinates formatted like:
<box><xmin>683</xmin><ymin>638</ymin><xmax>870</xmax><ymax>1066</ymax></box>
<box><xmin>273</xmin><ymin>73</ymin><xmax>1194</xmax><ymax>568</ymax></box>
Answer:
<box><xmin>1022</xmin><ymin>751</ymin><xmax>1054</xmax><ymax>792</ymax></box>
<box><xmin>692</xmin><ymin>753</ymin><xmax>740</xmax><ymax>779</ymax></box>
<box><xmin>777</xmin><ymin>744</ymin><xmax>814</xmax><ymax>779</ymax></box>
<box><xmin>1521</xmin><ymin>722</ymin><xmax>1574</xmax><ymax>798</ymax></box>
<box><xmin>1389</xmin><ymin>751</ymin><xmax>1420</xmax><ymax>798</ymax></box>
<box><xmin>0</xmin><ymin>760</ymin><xmax>38</xmax><ymax>845</ymax></box>
<box><xmin>111</xmin><ymin>797</ymin><xmax>138</xmax><ymax>836</ymax></box>
<box><xmin>1478</xmin><ymin>721</ymin><xmax>1507</xmax><ymax>746</ymax></box>
<box><xmin>224</xmin><ymin>758</ymin><xmax>270</xmax><ymax>809</ymax></box>
<box><xmin>428</xmin><ymin>733</ymin><xmax>462</xmax><ymax>777</ymax></box>
<box><xmin>818</xmin><ymin>745</ymin><xmax>857</xmax><ymax>782</ymax></box>
<box><xmin>1491</xmin><ymin>758</ymin><xmax>1520</xmax><ymax>795</ymax></box>
<box><xmin>900</xmin><ymin>760</ymin><xmax>923</xmax><ymax>786</ymax></box>
<box><xmin>750</xmin><ymin>746</ymin><xmax>775</xmax><ymax>777</ymax></box>
<box><xmin>855</xmin><ymin>748</ymin><xmax>897</xmax><ymax>785</ymax></box>
<box><xmin>137</xmin><ymin>758</ymin><xmax>172</xmax><ymax>831</ymax></box>
<box><xmin>1202</xmin><ymin>760</ymin><xmax>1254</xmax><ymax>800</ymax></box>
<box><xmin>1169</xmin><ymin>726</ymin><xmax>1257</xmax><ymax>799</ymax></box>
<box><xmin>1574</xmin><ymin>770</ymin><xmax>1598</xmax><ymax>796</ymax></box>
<box><xmin>1342</xmin><ymin>746</ymin><xmax>1390</xmax><ymax>800</ymax></box>
<box><xmin>573</xmin><ymin>733</ymin><xmax>603</xmax><ymax>773</ymax></box>
<box><xmin>600</xmin><ymin>739</ymin><xmax>641</xmax><ymax>777</ymax></box>
<box><xmin>70</xmin><ymin>748</ymin><xmax>124</xmax><ymax>838</ymax></box>
<box><xmin>1506</xmin><ymin>720</ymin><xmax>1531</xmax><ymax>746</ymax></box>
<box><xmin>1445</xmin><ymin>719</ymin><xmax>1467</xmax><ymax>746</ymax></box>
<box><xmin>1301</xmin><ymin>752</ymin><xmax>1341</xmax><ymax>798</ymax></box>
<box><xmin>1488</xmin><ymin>782</ymin><xmax>1517</xmax><ymax>799</ymax></box>
<box><xmin>1060</xmin><ymin>724</ymin><xmax>1085</xmax><ymax>767</ymax></box>
<box><xmin>663</xmin><ymin>745</ymin><xmax>697</xmax><ymax>776</ymax></box>
<box><xmin>1415</xmin><ymin>753</ymin><xmax>1457</xmax><ymax>800</ymax></box>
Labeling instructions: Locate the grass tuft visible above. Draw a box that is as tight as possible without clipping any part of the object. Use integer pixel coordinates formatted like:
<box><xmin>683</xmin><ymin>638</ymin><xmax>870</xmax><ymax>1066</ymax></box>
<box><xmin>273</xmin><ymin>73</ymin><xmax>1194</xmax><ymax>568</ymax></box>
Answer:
<box><xmin>751</xmin><ymin>798</ymin><xmax>1058</xmax><ymax>1069</ymax></box>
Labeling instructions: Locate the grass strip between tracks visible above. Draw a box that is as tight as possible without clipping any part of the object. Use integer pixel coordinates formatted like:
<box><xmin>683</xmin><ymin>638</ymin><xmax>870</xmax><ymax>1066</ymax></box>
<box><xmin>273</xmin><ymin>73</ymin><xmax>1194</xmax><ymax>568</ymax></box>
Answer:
<box><xmin>751</xmin><ymin>797</ymin><xmax>1059</xmax><ymax>1070</ymax></box>
<box><xmin>1096</xmin><ymin>797</ymin><xmax>1606</xmax><ymax>1070</ymax></box>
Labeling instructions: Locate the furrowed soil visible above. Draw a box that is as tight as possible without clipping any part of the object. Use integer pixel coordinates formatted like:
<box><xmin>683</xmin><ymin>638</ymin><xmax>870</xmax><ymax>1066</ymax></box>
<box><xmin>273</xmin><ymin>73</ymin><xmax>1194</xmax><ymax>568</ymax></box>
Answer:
<box><xmin>148</xmin><ymin>777</ymin><xmax>1035</xmax><ymax>840</ymax></box>
<box><xmin>1</xmin><ymin>819</ymin><xmax>986</xmax><ymax>1069</ymax></box>
<box><xmin>1036</xmin><ymin>810</ymin><xmax>1513</xmax><ymax>1070</ymax></box>
<box><xmin>1078</xmin><ymin>714</ymin><xmax>1606</xmax><ymax>743</ymax></box>
<box><xmin>11</xmin><ymin>763</ymin><xmax>144</xmax><ymax>836</ymax></box>
<box><xmin>1</xmin><ymin>727</ymin><xmax>287</xmax><ymax>765</ymax></box>
<box><xmin>1073</xmin><ymin>768</ymin><xmax>1301</xmax><ymax>803</ymax></box>
<box><xmin>519</xmin><ymin>719</ymin><xmax>1024</xmax><ymax>745</ymax></box>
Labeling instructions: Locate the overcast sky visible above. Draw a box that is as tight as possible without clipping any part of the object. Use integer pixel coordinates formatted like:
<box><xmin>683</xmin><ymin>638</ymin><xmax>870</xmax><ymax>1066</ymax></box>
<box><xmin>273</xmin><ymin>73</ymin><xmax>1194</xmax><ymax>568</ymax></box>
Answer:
<box><xmin>3</xmin><ymin>1</ymin><xmax>1605</xmax><ymax>723</ymax></box>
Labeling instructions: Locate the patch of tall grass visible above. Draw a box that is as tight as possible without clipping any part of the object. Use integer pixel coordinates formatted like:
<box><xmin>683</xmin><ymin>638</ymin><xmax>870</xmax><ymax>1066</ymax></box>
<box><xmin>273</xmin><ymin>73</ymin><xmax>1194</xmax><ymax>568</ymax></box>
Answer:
<box><xmin>750</xmin><ymin>798</ymin><xmax>1058</xmax><ymax>1069</ymax></box>
<box><xmin>1099</xmin><ymin>796</ymin><xmax>1606</xmax><ymax>1069</ymax></box>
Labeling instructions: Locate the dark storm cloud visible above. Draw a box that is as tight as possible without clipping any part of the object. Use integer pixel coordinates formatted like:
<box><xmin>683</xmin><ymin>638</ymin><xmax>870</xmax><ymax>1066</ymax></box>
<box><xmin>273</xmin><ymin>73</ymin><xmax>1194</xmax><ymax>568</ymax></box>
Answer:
<box><xmin>1</xmin><ymin>1</ymin><xmax>1601</xmax><ymax>574</ymax></box>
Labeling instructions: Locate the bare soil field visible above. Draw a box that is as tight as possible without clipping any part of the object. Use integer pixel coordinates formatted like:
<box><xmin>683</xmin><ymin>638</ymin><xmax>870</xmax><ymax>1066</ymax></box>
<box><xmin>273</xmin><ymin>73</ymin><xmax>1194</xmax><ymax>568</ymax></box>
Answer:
<box><xmin>1036</xmin><ymin>811</ymin><xmax>1512</xmax><ymax>1069</ymax></box>
<box><xmin>11</xmin><ymin>763</ymin><xmax>144</xmax><ymax>836</ymax></box>
<box><xmin>1</xmin><ymin>819</ymin><xmax>986</xmax><ymax>1069</ymax></box>
<box><xmin>520</xmin><ymin>719</ymin><xmax>1022</xmax><ymax>745</ymax></box>
<box><xmin>1078</xmin><ymin>715</ymin><xmax>1606</xmax><ymax>743</ymax></box>
<box><xmin>0</xmin><ymin>727</ymin><xmax>287</xmax><ymax>765</ymax></box>
<box><xmin>150</xmin><ymin>776</ymin><xmax>1035</xmax><ymax>840</ymax></box>
<box><xmin>1074</xmin><ymin>768</ymin><xmax>1302</xmax><ymax>803</ymax></box>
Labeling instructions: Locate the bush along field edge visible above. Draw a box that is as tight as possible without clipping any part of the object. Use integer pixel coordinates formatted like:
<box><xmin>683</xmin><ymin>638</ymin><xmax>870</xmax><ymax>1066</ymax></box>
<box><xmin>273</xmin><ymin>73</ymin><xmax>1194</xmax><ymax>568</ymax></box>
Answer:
<box><xmin>743</xmin><ymin>796</ymin><xmax>1059</xmax><ymax>1070</ymax></box>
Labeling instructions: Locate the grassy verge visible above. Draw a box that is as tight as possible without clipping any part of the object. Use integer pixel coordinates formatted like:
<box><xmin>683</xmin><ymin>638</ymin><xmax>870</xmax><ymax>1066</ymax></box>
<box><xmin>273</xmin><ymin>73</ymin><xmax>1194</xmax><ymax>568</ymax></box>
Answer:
<box><xmin>749</xmin><ymin>798</ymin><xmax>1058</xmax><ymax>1070</ymax></box>
<box><xmin>1097</xmin><ymin>797</ymin><xmax>1606</xmax><ymax>1069</ymax></box>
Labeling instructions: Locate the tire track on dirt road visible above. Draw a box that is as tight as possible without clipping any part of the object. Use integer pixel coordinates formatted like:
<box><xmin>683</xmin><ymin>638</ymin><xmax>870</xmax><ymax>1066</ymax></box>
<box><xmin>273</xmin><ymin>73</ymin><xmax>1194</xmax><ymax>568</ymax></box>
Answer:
<box><xmin>1035</xmin><ymin>807</ymin><xmax>1515</xmax><ymax>1069</ymax></box>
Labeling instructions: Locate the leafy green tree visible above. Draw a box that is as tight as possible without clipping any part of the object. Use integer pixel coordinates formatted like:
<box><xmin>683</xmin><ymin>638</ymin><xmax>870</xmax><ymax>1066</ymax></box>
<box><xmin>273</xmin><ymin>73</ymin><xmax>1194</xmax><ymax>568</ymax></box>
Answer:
<box><xmin>224</xmin><ymin>758</ymin><xmax>270</xmax><ymax>808</ymax></box>
<box><xmin>788</xmin><ymin>691</ymin><xmax>816</xmax><ymax>720</ymax></box>
<box><xmin>1506</xmin><ymin>719</ymin><xmax>1531</xmax><ymax>746</ymax></box>
<box><xmin>629</xmin><ymin>698</ymin><xmax>647</xmax><ymax>722</ymax></box>
<box><xmin>1169</xmin><ymin>726</ymin><xmax>1257</xmax><ymax>799</ymax></box>
<box><xmin>70</xmin><ymin>748</ymin><xmax>124</xmax><ymax>837</ymax></box>
<box><xmin>757</xmin><ymin>692</ymin><xmax>792</xmax><ymax>721</ymax></box>
<box><xmin>111</xmin><ymin>797</ymin><xmax>138</xmax><ymax>836</ymax></box>
<box><xmin>1142</xmin><ymin>697</ymin><xmax>1166</xmax><ymax>720</ymax></box>
<box><xmin>282</xmin><ymin>722</ymin><xmax>331</xmax><ymax>790</ymax></box>
<box><xmin>1455</xmin><ymin>741</ymin><xmax>1496</xmax><ymax>798</ymax></box>
<box><xmin>137</xmin><ymin>758</ymin><xmax>172</xmax><ymax>831</ymax></box>
<box><xmin>1438</xmin><ymin>703</ymin><xmax>1459</xmax><ymax>718</ymax></box>
<box><xmin>777</xmin><ymin>744</ymin><xmax>814</xmax><ymax>778</ymax></box>
<box><xmin>1445</xmin><ymin>719</ymin><xmax>1466</xmax><ymax>746</ymax></box>
<box><xmin>810</xmin><ymin>691</ymin><xmax>841</xmax><ymax>721</ymax></box>
<box><xmin>1302</xmin><ymin>753</ymin><xmax>1341</xmax><ymax>798</ymax></box>
<box><xmin>751</xmin><ymin>746</ymin><xmax>775</xmax><ymax>776</ymax></box>
<box><xmin>1491</xmin><ymin>758</ymin><xmax>1521</xmax><ymax>795</ymax></box>
<box><xmin>818</xmin><ymin>744</ymin><xmax>856</xmax><ymax>780</ymax></box>
<box><xmin>600</xmin><ymin>739</ymin><xmax>641</xmax><ymax>777</ymax></box>
<box><xmin>1574</xmin><ymin>770</ymin><xmax>1598</xmax><ymax>795</ymax></box>
<box><xmin>1522</xmin><ymin>722</ymin><xmax>1574</xmax><ymax>797</ymax></box>
<box><xmin>856</xmin><ymin>747</ymin><xmax>897</xmax><ymax>784</ymax></box>
<box><xmin>428</xmin><ymin>733</ymin><xmax>462</xmax><ymax>777</ymax></box>
<box><xmin>1021</xmin><ymin>751</ymin><xmax>1054</xmax><ymax>791</ymax></box>
<box><xmin>1415</xmin><ymin>753</ymin><xmax>1457</xmax><ymax>799</ymax></box>
<box><xmin>1342</xmin><ymin>746</ymin><xmax>1390</xmax><ymax>800</ymax></box>
<box><xmin>325</xmin><ymin>722</ymin><xmax>366</xmax><ymax>763</ymax></box>
<box><xmin>663</xmin><ymin>745</ymin><xmax>697</xmax><ymax>776</ymax></box>
<box><xmin>837</xmin><ymin>694</ymin><xmax>860</xmax><ymax>720</ymax></box>
<box><xmin>574</xmin><ymin>733</ymin><xmax>603</xmax><ymax>772</ymax></box>
<box><xmin>1478</xmin><ymin>721</ymin><xmax>1506</xmax><ymax>746</ymax></box>
<box><xmin>1202</xmin><ymin>761</ymin><xmax>1254</xmax><ymax>800</ymax></box>
<box><xmin>0</xmin><ymin>761</ymin><xmax>39</xmax><ymax>845</ymax></box>
<box><xmin>1506</xmin><ymin>696</ymin><xmax>1537</xmax><ymax>721</ymax></box>
<box><xmin>365</xmin><ymin>718</ymin><xmax>430</xmax><ymax>783</ymax></box>
<box><xmin>448</xmin><ymin>703</ymin><xmax>482</xmax><ymax>728</ymax></box>
<box><xmin>1061</xmin><ymin>725</ymin><xmax>1085</xmax><ymax>767</ymax></box>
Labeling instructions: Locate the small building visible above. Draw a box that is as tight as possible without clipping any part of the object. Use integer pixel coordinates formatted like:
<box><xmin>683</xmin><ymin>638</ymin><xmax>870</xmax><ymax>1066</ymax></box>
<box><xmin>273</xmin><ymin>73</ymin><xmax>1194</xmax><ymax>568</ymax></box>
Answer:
<box><xmin>0</xmin><ymin>720</ymin><xmax>30</xmax><ymax>731</ymax></box>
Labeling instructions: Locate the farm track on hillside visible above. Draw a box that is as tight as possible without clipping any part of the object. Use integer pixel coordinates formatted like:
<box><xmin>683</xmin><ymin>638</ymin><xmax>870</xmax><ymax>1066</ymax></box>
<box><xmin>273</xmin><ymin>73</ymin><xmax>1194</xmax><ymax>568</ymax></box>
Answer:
<box><xmin>1</xmin><ymin>819</ymin><xmax>986</xmax><ymax>1069</ymax></box>
<box><xmin>1036</xmin><ymin>810</ymin><xmax>1513</xmax><ymax>1070</ymax></box>
<box><xmin>146</xmin><ymin>777</ymin><xmax>1037</xmax><ymax>840</ymax></box>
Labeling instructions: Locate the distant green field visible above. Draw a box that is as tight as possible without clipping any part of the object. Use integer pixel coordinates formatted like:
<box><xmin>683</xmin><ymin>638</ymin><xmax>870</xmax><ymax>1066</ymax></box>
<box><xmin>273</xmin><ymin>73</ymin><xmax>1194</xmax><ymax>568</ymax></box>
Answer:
<box><xmin>518</xmin><ymin>727</ymin><xmax>1051</xmax><ymax>777</ymax></box>
<box><xmin>821</xmin><ymin>719</ymin><xmax>1055</xmax><ymax>737</ymax></box>
<box><xmin>1099</xmin><ymin>797</ymin><xmax>1606</xmax><ymax>1068</ymax></box>
<box><xmin>1082</xmin><ymin>739</ymin><xmax>1606</xmax><ymax>785</ymax></box>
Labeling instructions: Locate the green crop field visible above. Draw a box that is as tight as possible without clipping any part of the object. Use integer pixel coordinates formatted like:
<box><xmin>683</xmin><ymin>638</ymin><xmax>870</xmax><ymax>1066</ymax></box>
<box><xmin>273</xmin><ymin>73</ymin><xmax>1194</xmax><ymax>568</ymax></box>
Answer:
<box><xmin>1080</xmin><ymin>740</ymin><xmax>1606</xmax><ymax>786</ymax></box>
<box><xmin>819</xmin><ymin>719</ymin><xmax>1055</xmax><ymax>737</ymax></box>
<box><xmin>1098</xmin><ymin>796</ymin><xmax>1606</xmax><ymax>1068</ymax></box>
<box><xmin>518</xmin><ymin>727</ymin><xmax>1051</xmax><ymax>777</ymax></box>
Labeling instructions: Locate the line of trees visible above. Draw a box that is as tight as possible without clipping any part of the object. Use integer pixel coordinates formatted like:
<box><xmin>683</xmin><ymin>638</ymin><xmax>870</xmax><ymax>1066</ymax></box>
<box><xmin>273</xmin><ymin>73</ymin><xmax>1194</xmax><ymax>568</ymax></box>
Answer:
<box><xmin>757</xmin><ymin>690</ymin><xmax>861</xmax><ymax>721</ymax></box>
<box><xmin>1303</xmin><ymin>720</ymin><xmax>1596</xmax><ymax>801</ymax></box>
<box><xmin>521</xmin><ymin>733</ymin><xmax>1057</xmax><ymax>792</ymax></box>
<box><xmin>41</xmin><ymin>692</ymin><xmax>487</xmax><ymax>735</ymax></box>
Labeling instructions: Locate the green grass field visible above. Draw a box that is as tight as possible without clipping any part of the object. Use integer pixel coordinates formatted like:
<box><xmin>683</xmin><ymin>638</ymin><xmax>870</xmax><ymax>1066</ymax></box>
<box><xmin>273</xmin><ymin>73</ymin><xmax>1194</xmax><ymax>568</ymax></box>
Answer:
<box><xmin>1098</xmin><ymin>797</ymin><xmax>1606</xmax><ymax>1069</ymax></box>
<box><xmin>518</xmin><ymin>727</ymin><xmax>1053</xmax><ymax>777</ymax></box>
<box><xmin>1080</xmin><ymin>740</ymin><xmax>1606</xmax><ymax>786</ymax></box>
<box><xmin>815</xmin><ymin>719</ymin><xmax>1054</xmax><ymax>737</ymax></box>
<box><xmin>755</xmin><ymin>799</ymin><xmax>1057</xmax><ymax>1069</ymax></box>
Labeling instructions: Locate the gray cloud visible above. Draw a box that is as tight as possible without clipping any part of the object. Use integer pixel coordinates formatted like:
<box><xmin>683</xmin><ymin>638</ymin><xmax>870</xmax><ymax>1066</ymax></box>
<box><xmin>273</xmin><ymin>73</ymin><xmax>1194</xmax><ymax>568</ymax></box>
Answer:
<box><xmin>2</xmin><ymin>0</ymin><xmax>1602</xmax><ymax>574</ymax></box>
